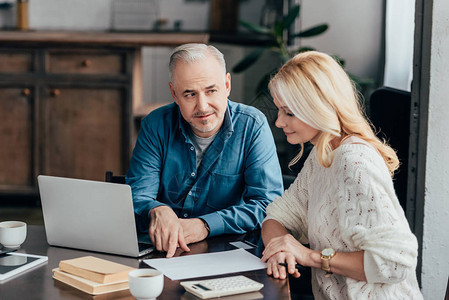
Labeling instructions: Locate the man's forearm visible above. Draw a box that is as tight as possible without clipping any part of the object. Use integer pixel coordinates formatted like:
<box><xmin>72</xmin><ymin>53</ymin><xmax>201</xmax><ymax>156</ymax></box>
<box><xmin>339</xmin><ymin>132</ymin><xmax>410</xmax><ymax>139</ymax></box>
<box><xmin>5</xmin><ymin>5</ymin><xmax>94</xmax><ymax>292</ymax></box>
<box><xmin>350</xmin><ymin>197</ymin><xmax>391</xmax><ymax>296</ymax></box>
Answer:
<box><xmin>200</xmin><ymin>198</ymin><xmax>271</xmax><ymax>236</ymax></box>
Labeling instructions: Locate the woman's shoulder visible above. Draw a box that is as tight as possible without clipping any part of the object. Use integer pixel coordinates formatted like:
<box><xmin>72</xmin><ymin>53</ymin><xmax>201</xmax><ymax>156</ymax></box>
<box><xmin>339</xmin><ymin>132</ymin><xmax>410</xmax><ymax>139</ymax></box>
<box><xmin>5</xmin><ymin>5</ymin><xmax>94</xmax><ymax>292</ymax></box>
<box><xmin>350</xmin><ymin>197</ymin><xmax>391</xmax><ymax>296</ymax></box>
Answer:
<box><xmin>332</xmin><ymin>137</ymin><xmax>386</xmax><ymax>174</ymax></box>
<box><xmin>335</xmin><ymin>137</ymin><xmax>380</xmax><ymax>159</ymax></box>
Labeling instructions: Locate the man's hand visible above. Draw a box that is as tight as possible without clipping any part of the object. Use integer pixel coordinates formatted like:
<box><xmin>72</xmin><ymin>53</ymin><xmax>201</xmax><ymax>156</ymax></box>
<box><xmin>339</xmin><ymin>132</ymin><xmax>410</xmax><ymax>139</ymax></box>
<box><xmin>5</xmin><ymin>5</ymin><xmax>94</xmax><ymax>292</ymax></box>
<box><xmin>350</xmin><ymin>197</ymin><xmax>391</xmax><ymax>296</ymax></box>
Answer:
<box><xmin>149</xmin><ymin>206</ymin><xmax>190</xmax><ymax>257</ymax></box>
<box><xmin>180</xmin><ymin>218</ymin><xmax>209</xmax><ymax>245</ymax></box>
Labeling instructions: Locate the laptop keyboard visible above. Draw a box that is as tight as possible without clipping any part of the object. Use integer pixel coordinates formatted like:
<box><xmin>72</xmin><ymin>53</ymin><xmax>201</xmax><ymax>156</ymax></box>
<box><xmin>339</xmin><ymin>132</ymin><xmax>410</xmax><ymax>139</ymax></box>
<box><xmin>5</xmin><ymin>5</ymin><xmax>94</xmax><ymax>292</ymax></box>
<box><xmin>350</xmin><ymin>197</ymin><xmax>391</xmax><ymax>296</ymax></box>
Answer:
<box><xmin>138</xmin><ymin>242</ymin><xmax>153</xmax><ymax>252</ymax></box>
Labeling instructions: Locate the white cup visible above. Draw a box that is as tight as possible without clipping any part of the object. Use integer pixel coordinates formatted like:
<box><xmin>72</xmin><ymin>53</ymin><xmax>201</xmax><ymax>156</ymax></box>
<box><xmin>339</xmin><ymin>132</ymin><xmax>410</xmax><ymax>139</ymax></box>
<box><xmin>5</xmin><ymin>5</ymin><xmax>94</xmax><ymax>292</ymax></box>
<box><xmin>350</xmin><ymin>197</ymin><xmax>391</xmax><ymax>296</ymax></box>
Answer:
<box><xmin>0</xmin><ymin>254</ymin><xmax>27</xmax><ymax>266</ymax></box>
<box><xmin>0</xmin><ymin>221</ymin><xmax>27</xmax><ymax>248</ymax></box>
<box><xmin>128</xmin><ymin>269</ymin><xmax>164</xmax><ymax>300</ymax></box>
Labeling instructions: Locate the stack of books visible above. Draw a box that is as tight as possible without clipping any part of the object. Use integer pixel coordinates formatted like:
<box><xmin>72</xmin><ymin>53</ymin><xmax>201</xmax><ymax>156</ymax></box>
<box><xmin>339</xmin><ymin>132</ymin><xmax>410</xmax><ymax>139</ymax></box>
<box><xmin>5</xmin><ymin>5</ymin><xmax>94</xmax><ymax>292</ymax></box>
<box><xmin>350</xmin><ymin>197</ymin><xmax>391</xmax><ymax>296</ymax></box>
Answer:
<box><xmin>52</xmin><ymin>256</ymin><xmax>136</xmax><ymax>295</ymax></box>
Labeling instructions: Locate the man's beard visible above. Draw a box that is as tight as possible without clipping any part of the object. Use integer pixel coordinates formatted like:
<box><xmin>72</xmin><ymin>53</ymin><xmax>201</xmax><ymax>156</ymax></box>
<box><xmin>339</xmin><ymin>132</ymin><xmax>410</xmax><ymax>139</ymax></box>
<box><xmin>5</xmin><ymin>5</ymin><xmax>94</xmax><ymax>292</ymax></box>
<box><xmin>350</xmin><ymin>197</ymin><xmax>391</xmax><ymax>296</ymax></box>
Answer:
<box><xmin>190</xmin><ymin>117</ymin><xmax>219</xmax><ymax>133</ymax></box>
<box><xmin>190</xmin><ymin>110</ymin><xmax>220</xmax><ymax>133</ymax></box>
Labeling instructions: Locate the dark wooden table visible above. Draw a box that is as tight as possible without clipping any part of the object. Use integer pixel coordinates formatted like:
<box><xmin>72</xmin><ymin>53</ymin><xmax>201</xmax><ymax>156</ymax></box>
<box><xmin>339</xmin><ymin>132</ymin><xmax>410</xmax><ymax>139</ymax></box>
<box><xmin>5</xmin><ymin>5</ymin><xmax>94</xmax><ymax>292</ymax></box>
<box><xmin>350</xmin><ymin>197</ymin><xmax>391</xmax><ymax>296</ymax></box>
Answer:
<box><xmin>0</xmin><ymin>225</ymin><xmax>291</xmax><ymax>299</ymax></box>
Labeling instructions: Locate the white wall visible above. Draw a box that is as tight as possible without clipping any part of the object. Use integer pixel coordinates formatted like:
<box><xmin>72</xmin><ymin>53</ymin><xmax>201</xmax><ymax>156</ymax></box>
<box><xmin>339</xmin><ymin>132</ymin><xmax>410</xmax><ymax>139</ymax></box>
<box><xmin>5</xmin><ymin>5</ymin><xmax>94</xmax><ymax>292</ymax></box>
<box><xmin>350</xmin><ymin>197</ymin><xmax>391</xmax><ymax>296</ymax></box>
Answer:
<box><xmin>422</xmin><ymin>0</ymin><xmax>449</xmax><ymax>297</ymax></box>
<box><xmin>25</xmin><ymin>0</ymin><xmax>263</xmax><ymax>104</ymax></box>
<box><xmin>28</xmin><ymin>0</ymin><xmax>258</xmax><ymax>32</ymax></box>
<box><xmin>26</xmin><ymin>0</ymin><xmax>383</xmax><ymax>104</ymax></box>
<box><xmin>29</xmin><ymin>0</ymin><xmax>112</xmax><ymax>30</ymax></box>
<box><xmin>383</xmin><ymin>0</ymin><xmax>414</xmax><ymax>91</ymax></box>
<box><xmin>300</xmin><ymin>0</ymin><xmax>383</xmax><ymax>80</ymax></box>
<box><xmin>29</xmin><ymin>0</ymin><xmax>210</xmax><ymax>31</ymax></box>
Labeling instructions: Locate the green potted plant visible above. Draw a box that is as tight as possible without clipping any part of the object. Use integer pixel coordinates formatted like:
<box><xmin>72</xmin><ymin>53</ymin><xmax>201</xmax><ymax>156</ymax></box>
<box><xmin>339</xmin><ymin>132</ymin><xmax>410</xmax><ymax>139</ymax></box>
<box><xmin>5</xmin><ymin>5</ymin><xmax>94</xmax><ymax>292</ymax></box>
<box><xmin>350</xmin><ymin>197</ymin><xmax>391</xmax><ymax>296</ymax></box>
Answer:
<box><xmin>232</xmin><ymin>4</ymin><xmax>373</xmax><ymax>99</ymax></box>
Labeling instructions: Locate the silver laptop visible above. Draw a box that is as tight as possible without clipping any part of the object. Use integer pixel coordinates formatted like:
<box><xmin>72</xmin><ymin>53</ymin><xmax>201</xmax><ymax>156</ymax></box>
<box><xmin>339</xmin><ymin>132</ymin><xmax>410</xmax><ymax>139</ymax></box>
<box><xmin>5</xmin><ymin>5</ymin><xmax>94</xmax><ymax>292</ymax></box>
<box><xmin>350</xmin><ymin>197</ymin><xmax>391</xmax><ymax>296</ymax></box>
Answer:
<box><xmin>38</xmin><ymin>175</ymin><xmax>153</xmax><ymax>257</ymax></box>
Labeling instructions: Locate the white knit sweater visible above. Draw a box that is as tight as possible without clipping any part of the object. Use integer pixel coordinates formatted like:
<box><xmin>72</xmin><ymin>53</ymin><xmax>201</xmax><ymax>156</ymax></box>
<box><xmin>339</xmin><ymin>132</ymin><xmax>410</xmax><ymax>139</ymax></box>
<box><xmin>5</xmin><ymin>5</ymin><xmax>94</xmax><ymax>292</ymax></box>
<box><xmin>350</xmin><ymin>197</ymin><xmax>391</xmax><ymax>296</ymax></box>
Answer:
<box><xmin>265</xmin><ymin>138</ymin><xmax>423</xmax><ymax>299</ymax></box>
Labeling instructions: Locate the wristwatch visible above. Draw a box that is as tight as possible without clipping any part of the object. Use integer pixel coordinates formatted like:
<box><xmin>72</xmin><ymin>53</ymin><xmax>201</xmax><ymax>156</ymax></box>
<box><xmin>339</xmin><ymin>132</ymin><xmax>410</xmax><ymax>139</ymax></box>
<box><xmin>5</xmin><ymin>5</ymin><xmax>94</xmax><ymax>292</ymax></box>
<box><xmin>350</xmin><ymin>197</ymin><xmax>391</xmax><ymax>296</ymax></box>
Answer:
<box><xmin>199</xmin><ymin>218</ymin><xmax>210</xmax><ymax>236</ymax></box>
<box><xmin>320</xmin><ymin>248</ymin><xmax>336</xmax><ymax>277</ymax></box>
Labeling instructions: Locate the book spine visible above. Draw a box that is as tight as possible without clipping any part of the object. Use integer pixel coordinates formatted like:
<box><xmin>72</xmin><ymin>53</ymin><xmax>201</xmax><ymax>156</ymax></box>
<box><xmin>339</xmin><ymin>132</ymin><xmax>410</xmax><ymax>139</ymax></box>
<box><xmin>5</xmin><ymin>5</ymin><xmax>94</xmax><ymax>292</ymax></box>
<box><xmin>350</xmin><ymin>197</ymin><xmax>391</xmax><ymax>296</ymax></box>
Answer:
<box><xmin>59</xmin><ymin>262</ymin><xmax>105</xmax><ymax>283</ymax></box>
<box><xmin>53</xmin><ymin>270</ymin><xmax>129</xmax><ymax>295</ymax></box>
<box><xmin>53</xmin><ymin>272</ymin><xmax>94</xmax><ymax>294</ymax></box>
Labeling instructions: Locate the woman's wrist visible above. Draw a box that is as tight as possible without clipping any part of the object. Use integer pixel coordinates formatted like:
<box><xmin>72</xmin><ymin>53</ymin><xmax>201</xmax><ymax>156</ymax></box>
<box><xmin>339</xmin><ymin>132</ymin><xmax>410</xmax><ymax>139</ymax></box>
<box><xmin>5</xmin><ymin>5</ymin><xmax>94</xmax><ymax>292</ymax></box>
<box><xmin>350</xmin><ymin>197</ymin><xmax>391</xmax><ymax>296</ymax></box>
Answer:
<box><xmin>306</xmin><ymin>249</ymin><xmax>322</xmax><ymax>269</ymax></box>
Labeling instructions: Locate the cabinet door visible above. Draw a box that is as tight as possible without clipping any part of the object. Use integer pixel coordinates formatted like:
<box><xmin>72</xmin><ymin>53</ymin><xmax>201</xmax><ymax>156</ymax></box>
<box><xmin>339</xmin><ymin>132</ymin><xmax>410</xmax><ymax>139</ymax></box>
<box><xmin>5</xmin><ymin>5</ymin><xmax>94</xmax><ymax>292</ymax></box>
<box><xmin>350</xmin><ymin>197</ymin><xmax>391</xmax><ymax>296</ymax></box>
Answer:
<box><xmin>0</xmin><ymin>52</ymin><xmax>34</xmax><ymax>73</ymax></box>
<box><xmin>42</xmin><ymin>87</ymin><xmax>125</xmax><ymax>181</ymax></box>
<box><xmin>0</xmin><ymin>87</ymin><xmax>34</xmax><ymax>189</ymax></box>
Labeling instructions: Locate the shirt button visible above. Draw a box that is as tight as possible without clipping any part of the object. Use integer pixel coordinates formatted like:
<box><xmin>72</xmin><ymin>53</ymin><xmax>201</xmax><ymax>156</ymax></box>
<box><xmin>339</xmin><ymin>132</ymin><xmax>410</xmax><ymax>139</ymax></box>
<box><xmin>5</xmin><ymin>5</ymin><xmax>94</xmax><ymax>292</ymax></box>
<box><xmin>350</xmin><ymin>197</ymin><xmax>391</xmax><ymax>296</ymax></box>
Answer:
<box><xmin>183</xmin><ymin>213</ymin><xmax>188</xmax><ymax>218</ymax></box>
<box><xmin>188</xmin><ymin>191</ymin><xmax>192</xmax><ymax>195</ymax></box>
<box><xmin>191</xmin><ymin>172</ymin><xmax>195</xmax><ymax>177</ymax></box>
<box><xmin>190</xmin><ymin>146</ymin><xmax>194</xmax><ymax>151</ymax></box>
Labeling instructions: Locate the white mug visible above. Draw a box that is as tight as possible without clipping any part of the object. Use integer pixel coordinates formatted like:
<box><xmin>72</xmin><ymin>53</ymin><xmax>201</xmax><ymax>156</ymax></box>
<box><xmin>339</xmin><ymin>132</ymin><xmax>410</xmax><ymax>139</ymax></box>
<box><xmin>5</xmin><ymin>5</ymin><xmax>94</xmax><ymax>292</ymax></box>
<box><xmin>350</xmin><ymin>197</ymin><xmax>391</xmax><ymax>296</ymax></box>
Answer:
<box><xmin>128</xmin><ymin>269</ymin><xmax>164</xmax><ymax>300</ymax></box>
<box><xmin>0</xmin><ymin>254</ymin><xmax>27</xmax><ymax>266</ymax></box>
<box><xmin>0</xmin><ymin>221</ymin><xmax>27</xmax><ymax>248</ymax></box>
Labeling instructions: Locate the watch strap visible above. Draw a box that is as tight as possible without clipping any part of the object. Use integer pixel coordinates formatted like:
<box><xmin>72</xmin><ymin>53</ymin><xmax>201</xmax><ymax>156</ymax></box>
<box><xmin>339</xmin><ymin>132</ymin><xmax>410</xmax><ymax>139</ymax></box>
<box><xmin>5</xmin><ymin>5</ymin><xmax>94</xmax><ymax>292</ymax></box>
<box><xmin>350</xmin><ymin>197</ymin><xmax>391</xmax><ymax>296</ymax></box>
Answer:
<box><xmin>199</xmin><ymin>218</ymin><xmax>210</xmax><ymax>236</ymax></box>
<box><xmin>321</xmin><ymin>256</ymin><xmax>332</xmax><ymax>272</ymax></box>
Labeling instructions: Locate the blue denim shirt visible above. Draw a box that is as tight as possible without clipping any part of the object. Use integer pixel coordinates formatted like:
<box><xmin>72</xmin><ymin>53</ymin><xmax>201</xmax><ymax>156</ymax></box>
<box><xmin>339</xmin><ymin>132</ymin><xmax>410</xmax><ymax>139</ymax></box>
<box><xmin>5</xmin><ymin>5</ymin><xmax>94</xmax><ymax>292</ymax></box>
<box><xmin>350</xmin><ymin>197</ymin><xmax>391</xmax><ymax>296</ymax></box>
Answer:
<box><xmin>126</xmin><ymin>100</ymin><xmax>283</xmax><ymax>236</ymax></box>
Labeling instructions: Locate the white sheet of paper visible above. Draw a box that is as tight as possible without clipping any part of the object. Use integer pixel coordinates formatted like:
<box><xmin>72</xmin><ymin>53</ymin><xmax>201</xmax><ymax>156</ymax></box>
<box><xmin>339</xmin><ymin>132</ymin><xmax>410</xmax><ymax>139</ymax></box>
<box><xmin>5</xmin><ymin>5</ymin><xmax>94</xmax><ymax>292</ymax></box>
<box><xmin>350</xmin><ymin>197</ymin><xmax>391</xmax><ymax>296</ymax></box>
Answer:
<box><xmin>143</xmin><ymin>248</ymin><xmax>266</xmax><ymax>280</ymax></box>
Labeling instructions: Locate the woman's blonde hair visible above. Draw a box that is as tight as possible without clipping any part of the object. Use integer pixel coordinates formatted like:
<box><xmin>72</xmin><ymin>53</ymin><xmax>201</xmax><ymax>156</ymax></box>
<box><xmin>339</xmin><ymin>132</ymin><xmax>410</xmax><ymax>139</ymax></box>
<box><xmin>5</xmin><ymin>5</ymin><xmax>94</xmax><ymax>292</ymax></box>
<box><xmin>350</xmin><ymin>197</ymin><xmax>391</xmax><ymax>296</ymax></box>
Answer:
<box><xmin>269</xmin><ymin>51</ymin><xmax>399</xmax><ymax>176</ymax></box>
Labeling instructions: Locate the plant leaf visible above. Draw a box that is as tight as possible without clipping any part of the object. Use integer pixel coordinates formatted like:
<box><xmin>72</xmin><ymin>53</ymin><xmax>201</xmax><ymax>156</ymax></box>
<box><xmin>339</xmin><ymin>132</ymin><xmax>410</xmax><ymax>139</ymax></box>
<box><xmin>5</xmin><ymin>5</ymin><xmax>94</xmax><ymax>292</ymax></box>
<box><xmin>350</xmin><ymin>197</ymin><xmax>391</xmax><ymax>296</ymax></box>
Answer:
<box><xmin>283</xmin><ymin>5</ymin><xmax>300</xmax><ymax>28</ymax></box>
<box><xmin>349</xmin><ymin>73</ymin><xmax>375</xmax><ymax>87</ymax></box>
<box><xmin>294</xmin><ymin>24</ymin><xmax>328</xmax><ymax>38</ymax></box>
<box><xmin>295</xmin><ymin>46</ymin><xmax>316</xmax><ymax>54</ymax></box>
<box><xmin>332</xmin><ymin>55</ymin><xmax>345</xmax><ymax>67</ymax></box>
<box><xmin>256</xmin><ymin>72</ymin><xmax>273</xmax><ymax>94</ymax></box>
<box><xmin>239</xmin><ymin>20</ymin><xmax>271</xmax><ymax>34</ymax></box>
<box><xmin>273</xmin><ymin>21</ymin><xmax>285</xmax><ymax>38</ymax></box>
<box><xmin>232</xmin><ymin>48</ymin><xmax>266</xmax><ymax>73</ymax></box>
<box><xmin>256</xmin><ymin>68</ymin><xmax>279</xmax><ymax>95</ymax></box>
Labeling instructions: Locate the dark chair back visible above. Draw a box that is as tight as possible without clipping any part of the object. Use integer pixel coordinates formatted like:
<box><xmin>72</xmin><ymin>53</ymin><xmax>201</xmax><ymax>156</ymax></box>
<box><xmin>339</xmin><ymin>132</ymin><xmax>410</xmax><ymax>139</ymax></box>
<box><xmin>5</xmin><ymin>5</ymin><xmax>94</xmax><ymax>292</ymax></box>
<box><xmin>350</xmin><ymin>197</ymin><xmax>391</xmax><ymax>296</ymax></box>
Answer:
<box><xmin>105</xmin><ymin>171</ymin><xmax>126</xmax><ymax>184</ymax></box>
<box><xmin>282</xmin><ymin>175</ymin><xmax>296</xmax><ymax>190</ymax></box>
<box><xmin>369</xmin><ymin>86</ymin><xmax>411</xmax><ymax>211</ymax></box>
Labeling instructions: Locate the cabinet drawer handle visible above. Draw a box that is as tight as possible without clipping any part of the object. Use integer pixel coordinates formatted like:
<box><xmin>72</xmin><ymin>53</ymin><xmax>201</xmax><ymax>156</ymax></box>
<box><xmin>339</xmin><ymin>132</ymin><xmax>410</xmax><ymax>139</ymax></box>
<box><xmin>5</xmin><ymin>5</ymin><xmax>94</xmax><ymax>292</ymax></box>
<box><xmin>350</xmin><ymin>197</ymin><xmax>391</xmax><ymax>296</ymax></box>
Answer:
<box><xmin>82</xmin><ymin>59</ymin><xmax>91</xmax><ymax>67</ymax></box>
<box><xmin>21</xmin><ymin>88</ymin><xmax>30</xmax><ymax>96</ymax></box>
<box><xmin>50</xmin><ymin>89</ymin><xmax>60</xmax><ymax>97</ymax></box>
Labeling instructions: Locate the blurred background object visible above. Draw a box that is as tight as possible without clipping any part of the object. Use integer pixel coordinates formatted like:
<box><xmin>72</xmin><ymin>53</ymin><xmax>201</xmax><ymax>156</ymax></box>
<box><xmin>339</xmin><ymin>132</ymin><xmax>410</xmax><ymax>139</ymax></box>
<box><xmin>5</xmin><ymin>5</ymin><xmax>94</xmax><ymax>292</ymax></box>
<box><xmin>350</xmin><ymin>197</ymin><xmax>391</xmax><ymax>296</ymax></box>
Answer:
<box><xmin>16</xmin><ymin>0</ymin><xmax>28</xmax><ymax>30</ymax></box>
<box><xmin>0</xmin><ymin>0</ymin><xmax>14</xmax><ymax>29</ymax></box>
<box><xmin>111</xmin><ymin>0</ymin><xmax>159</xmax><ymax>31</ymax></box>
<box><xmin>260</xmin><ymin>0</ymin><xmax>282</xmax><ymax>28</ymax></box>
<box><xmin>209</xmin><ymin>0</ymin><xmax>239</xmax><ymax>33</ymax></box>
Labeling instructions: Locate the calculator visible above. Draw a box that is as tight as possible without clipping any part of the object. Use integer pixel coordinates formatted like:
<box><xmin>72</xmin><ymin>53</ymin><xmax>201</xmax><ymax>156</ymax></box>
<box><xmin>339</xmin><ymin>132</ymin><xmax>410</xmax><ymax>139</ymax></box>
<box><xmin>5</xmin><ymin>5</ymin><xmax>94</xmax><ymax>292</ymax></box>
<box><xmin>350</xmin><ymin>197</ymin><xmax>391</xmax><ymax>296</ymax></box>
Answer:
<box><xmin>180</xmin><ymin>275</ymin><xmax>264</xmax><ymax>299</ymax></box>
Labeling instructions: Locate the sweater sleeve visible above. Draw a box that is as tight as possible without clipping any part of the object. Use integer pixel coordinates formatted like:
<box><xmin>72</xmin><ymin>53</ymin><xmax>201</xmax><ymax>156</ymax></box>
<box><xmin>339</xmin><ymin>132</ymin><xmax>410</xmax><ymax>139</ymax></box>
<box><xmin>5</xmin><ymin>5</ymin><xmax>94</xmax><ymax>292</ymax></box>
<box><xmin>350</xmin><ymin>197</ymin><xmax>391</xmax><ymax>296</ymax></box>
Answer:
<box><xmin>264</xmin><ymin>156</ymin><xmax>313</xmax><ymax>244</ymax></box>
<box><xmin>335</xmin><ymin>145</ymin><xmax>418</xmax><ymax>284</ymax></box>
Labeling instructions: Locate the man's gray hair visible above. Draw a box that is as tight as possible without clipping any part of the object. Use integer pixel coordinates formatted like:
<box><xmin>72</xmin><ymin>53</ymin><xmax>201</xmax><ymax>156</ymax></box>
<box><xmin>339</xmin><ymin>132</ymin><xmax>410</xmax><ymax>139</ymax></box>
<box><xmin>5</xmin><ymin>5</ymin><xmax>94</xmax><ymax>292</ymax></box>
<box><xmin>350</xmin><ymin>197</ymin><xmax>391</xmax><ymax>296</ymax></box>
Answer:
<box><xmin>169</xmin><ymin>43</ymin><xmax>226</xmax><ymax>81</ymax></box>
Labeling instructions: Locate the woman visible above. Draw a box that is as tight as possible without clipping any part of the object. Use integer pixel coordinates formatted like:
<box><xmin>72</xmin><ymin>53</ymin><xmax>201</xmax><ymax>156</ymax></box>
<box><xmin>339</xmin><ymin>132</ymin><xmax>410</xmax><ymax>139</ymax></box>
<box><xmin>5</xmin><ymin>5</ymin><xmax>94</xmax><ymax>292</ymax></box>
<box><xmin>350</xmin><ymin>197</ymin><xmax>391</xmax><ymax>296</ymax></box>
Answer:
<box><xmin>261</xmin><ymin>51</ymin><xmax>422</xmax><ymax>299</ymax></box>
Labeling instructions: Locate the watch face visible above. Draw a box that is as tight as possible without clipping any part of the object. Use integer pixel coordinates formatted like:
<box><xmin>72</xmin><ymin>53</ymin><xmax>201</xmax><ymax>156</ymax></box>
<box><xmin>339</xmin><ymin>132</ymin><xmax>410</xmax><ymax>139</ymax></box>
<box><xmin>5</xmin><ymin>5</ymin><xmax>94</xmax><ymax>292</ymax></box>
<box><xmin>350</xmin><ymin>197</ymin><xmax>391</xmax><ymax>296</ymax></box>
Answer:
<box><xmin>322</xmin><ymin>248</ymin><xmax>335</xmax><ymax>256</ymax></box>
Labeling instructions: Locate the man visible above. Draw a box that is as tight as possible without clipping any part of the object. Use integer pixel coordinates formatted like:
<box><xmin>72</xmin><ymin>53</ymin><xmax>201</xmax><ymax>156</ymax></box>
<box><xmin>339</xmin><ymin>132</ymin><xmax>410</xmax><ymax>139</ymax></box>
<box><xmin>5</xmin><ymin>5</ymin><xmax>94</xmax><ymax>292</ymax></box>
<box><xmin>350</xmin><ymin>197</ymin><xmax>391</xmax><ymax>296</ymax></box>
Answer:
<box><xmin>126</xmin><ymin>43</ymin><xmax>283</xmax><ymax>257</ymax></box>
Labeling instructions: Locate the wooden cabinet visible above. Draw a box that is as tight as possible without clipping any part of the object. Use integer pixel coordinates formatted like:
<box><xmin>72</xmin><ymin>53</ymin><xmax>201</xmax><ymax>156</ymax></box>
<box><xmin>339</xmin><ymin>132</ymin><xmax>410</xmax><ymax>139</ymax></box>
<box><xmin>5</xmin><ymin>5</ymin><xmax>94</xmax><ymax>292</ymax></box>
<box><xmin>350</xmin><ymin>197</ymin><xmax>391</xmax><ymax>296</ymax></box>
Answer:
<box><xmin>0</xmin><ymin>30</ymin><xmax>209</xmax><ymax>197</ymax></box>
<box><xmin>41</xmin><ymin>87</ymin><xmax>125</xmax><ymax>181</ymax></box>
<box><xmin>0</xmin><ymin>86</ymin><xmax>34</xmax><ymax>190</ymax></box>
<box><xmin>0</xmin><ymin>47</ymin><xmax>133</xmax><ymax>196</ymax></box>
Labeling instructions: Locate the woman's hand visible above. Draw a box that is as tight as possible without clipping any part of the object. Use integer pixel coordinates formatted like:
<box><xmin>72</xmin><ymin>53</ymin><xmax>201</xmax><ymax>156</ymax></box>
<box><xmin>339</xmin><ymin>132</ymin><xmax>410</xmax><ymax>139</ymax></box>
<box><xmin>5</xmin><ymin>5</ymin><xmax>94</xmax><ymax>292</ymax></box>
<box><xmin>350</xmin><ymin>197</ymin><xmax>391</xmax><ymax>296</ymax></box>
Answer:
<box><xmin>262</xmin><ymin>227</ymin><xmax>367</xmax><ymax>282</ymax></box>
<box><xmin>265</xmin><ymin>251</ymin><xmax>301</xmax><ymax>279</ymax></box>
<box><xmin>262</xmin><ymin>234</ymin><xmax>312</xmax><ymax>268</ymax></box>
